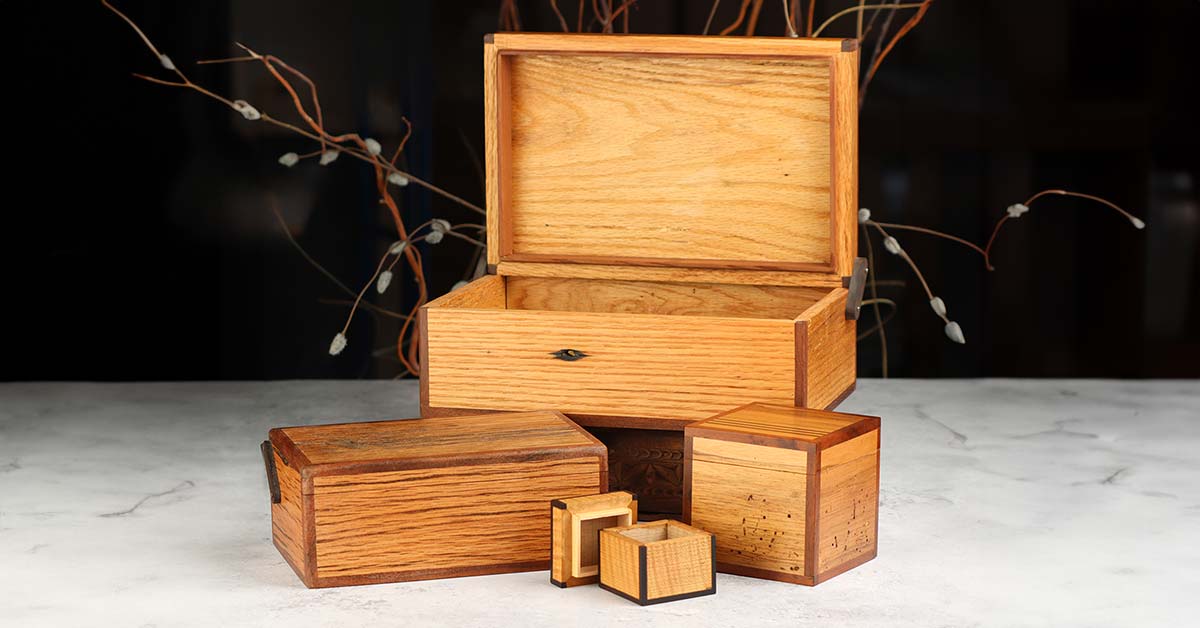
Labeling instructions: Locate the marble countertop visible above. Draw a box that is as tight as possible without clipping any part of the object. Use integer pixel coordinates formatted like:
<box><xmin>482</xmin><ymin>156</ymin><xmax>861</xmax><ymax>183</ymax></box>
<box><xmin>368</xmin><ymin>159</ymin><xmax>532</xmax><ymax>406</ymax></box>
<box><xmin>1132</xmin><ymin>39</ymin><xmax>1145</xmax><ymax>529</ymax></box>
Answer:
<box><xmin>1</xmin><ymin>380</ymin><xmax>1196</xmax><ymax>627</ymax></box>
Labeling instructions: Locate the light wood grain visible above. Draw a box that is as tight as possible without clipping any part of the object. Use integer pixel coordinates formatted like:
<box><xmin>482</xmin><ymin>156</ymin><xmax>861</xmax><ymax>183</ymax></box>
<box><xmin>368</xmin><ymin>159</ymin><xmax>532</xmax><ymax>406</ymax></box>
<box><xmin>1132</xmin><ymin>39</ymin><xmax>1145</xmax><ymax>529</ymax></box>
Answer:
<box><xmin>504</xmin><ymin>52</ymin><xmax>832</xmax><ymax>270</ymax></box>
<box><xmin>695</xmin><ymin>402</ymin><xmax>864</xmax><ymax>442</ymax></box>
<box><xmin>689</xmin><ymin>457</ymin><xmax>808</xmax><ymax>575</ymax></box>
<box><xmin>276</xmin><ymin>411</ymin><xmax>591</xmax><ymax>467</ymax></box>
<box><xmin>311</xmin><ymin>457</ymin><xmax>600</xmax><ymax>580</ymax></box>
<box><xmin>490</xmin><ymin>32</ymin><xmax>854</xmax><ymax>56</ymax></box>
<box><xmin>425</xmin><ymin>307</ymin><xmax>796</xmax><ymax>422</ymax></box>
<box><xmin>692</xmin><ymin>435</ymin><xmax>809</xmax><ymax>474</ymax></box>
<box><xmin>599</xmin><ymin>528</ymin><xmax>642</xmax><ymax>599</ymax></box>
<box><xmin>496</xmin><ymin>261</ymin><xmax>847</xmax><ymax>288</ymax></box>
<box><xmin>506</xmin><ymin>276</ymin><xmax>825</xmax><ymax>319</ymax></box>
<box><xmin>797</xmin><ymin>288</ymin><xmax>856</xmax><ymax>408</ymax></box>
<box><xmin>816</xmin><ymin>434</ymin><xmax>878</xmax><ymax>575</ymax></box>
<box><xmin>271</xmin><ymin>449</ymin><xmax>307</xmax><ymax>580</ymax></box>
<box><xmin>643</xmin><ymin>524</ymin><xmax>713</xmax><ymax>600</ymax></box>
<box><xmin>830</xmin><ymin>47</ymin><xmax>859</xmax><ymax>276</ymax></box>
<box><xmin>551</xmin><ymin>490</ymin><xmax>638</xmax><ymax>584</ymax></box>
<box><xmin>424</xmin><ymin>275</ymin><xmax>506</xmax><ymax>309</ymax></box>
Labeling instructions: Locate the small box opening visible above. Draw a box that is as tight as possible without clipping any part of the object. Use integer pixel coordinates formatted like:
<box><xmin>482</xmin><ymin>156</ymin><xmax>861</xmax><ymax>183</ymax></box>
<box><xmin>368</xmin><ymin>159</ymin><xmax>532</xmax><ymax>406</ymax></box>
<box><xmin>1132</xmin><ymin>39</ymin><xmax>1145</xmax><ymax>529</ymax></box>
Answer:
<box><xmin>572</xmin><ymin>509</ymin><xmax>633</xmax><ymax>578</ymax></box>
<box><xmin>617</xmin><ymin>521</ymin><xmax>695</xmax><ymax>544</ymax></box>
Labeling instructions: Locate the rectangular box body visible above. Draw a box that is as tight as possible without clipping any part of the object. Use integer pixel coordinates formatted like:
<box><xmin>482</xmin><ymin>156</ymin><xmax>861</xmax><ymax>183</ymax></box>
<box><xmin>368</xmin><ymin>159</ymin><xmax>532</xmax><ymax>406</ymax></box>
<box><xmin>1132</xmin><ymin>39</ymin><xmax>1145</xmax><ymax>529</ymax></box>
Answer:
<box><xmin>599</xmin><ymin>520</ymin><xmax>715</xmax><ymax>605</ymax></box>
<box><xmin>422</xmin><ymin>32</ymin><xmax>865</xmax><ymax>515</ymax></box>
<box><xmin>684</xmin><ymin>402</ymin><xmax>880</xmax><ymax>585</ymax></box>
<box><xmin>265</xmin><ymin>410</ymin><xmax>608</xmax><ymax>588</ymax></box>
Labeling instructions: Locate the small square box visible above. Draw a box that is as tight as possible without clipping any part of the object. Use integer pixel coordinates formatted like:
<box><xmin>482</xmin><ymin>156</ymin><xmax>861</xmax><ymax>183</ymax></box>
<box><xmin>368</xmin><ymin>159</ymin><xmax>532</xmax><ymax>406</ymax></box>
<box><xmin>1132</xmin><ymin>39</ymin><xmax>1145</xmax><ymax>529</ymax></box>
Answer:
<box><xmin>550</xmin><ymin>491</ymin><xmax>638</xmax><ymax>587</ymax></box>
<box><xmin>599</xmin><ymin>520</ymin><xmax>715</xmax><ymax>605</ymax></box>
<box><xmin>684</xmin><ymin>402</ymin><xmax>880</xmax><ymax>585</ymax></box>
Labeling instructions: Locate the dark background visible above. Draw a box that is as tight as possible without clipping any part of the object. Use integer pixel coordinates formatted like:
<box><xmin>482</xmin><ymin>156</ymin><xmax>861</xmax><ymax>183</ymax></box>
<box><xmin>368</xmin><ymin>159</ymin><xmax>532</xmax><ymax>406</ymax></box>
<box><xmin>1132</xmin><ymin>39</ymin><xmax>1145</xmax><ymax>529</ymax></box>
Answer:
<box><xmin>3</xmin><ymin>1</ymin><xmax>1197</xmax><ymax>381</ymax></box>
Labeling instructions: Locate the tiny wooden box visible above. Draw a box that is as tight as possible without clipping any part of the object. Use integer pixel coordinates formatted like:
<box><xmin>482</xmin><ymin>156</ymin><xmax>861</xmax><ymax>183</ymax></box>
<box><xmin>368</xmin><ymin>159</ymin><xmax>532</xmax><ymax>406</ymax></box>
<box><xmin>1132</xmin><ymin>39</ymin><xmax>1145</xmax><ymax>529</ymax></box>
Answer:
<box><xmin>549</xmin><ymin>491</ymin><xmax>638</xmax><ymax>587</ymax></box>
<box><xmin>422</xmin><ymin>33</ymin><xmax>865</xmax><ymax>516</ymax></box>
<box><xmin>684</xmin><ymin>402</ymin><xmax>880</xmax><ymax>585</ymax></box>
<box><xmin>262</xmin><ymin>410</ymin><xmax>607</xmax><ymax>588</ymax></box>
<box><xmin>599</xmin><ymin>520</ymin><xmax>715</xmax><ymax>605</ymax></box>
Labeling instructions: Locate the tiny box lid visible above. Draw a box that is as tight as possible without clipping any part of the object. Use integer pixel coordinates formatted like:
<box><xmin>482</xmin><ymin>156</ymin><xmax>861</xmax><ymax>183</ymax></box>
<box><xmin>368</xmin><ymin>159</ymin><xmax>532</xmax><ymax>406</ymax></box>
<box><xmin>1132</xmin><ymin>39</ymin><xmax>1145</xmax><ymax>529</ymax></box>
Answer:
<box><xmin>269</xmin><ymin>410</ymin><xmax>605</xmax><ymax>478</ymax></box>
<box><xmin>484</xmin><ymin>33</ymin><xmax>860</xmax><ymax>280</ymax></box>
<box><xmin>686</xmin><ymin>402</ymin><xmax>878</xmax><ymax>451</ymax></box>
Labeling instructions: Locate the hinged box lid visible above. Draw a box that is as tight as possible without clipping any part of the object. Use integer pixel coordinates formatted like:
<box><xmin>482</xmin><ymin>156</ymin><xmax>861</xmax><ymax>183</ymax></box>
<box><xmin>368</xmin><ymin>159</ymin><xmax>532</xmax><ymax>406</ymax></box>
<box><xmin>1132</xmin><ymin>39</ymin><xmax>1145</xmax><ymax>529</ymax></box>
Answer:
<box><xmin>484</xmin><ymin>33</ymin><xmax>859</xmax><ymax>283</ymax></box>
<box><xmin>686</xmin><ymin>402</ymin><xmax>879</xmax><ymax>462</ymax></box>
<box><xmin>268</xmin><ymin>410</ymin><xmax>606</xmax><ymax>483</ymax></box>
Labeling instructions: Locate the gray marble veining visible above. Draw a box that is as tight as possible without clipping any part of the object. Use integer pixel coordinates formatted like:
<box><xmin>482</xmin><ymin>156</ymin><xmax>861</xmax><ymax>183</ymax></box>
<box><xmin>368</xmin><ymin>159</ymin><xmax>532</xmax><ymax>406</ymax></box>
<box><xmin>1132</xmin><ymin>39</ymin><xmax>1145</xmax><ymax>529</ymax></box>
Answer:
<box><xmin>1</xmin><ymin>380</ymin><xmax>1196</xmax><ymax>627</ymax></box>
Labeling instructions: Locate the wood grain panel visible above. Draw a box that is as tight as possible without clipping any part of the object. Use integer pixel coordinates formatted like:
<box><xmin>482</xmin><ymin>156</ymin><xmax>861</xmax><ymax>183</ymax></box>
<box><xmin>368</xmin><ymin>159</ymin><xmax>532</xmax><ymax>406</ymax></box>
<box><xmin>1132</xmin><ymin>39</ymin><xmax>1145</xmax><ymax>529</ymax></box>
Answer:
<box><xmin>497</xmin><ymin>261</ymin><xmax>846</xmax><ymax>288</ymax></box>
<box><xmin>696</xmin><ymin>402</ymin><xmax>867</xmax><ymax>442</ymax></box>
<box><xmin>425</xmin><ymin>307</ymin><xmax>795</xmax><ymax>422</ymax></box>
<box><xmin>692</xmin><ymin>436</ymin><xmax>809</xmax><ymax>474</ymax></box>
<box><xmin>816</xmin><ymin>444</ymin><xmax>878</xmax><ymax>575</ymax></box>
<box><xmin>690</xmin><ymin>458</ymin><xmax>807</xmax><ymax>575</ymax></box>
<box><xmin>599</xmin><ymin>528</ymin><xmax>642</xmax><ymax>599</ymax></box>
<box><xmin>424</xmin><ymin>275</ymin><xmax>506</xmax><ymax>309</ymax></box>
<box><xmin>506</xmin><ymin>276</ymin><xmax>824</xmax><ymax>319</ymax></box>
<box><xmin>504</xmin><ymin>53</ymin><xmax>832</xmax><ymax>269</ymax></box>
<box><xmin>797</xmin><ymin>288</ymin><xmax>856</xmax><ymax>408</ymax></box>
<box><xmin>312</xmin><ymin>457</ymin><xmax>600</xmax><ymax>580</ymax></box>
<box><xmin>644</xmin><ymin>530</ymin><xmax>713</xmax><ymax>600</ymax></box>
<box><xmin>271</xmin><ymin>450</ymin><xmax>307</xmax><ymax>580</ymax></box>
<box><xmin>830</xmin><ymin>46</ymin><xmax>859</xmax><ymax>276</ymax></box>
<box><xmin>276</xmin><ymin>411</ymin><xmax>592</xmax><ymax>467</ymax></box>
<box><xmin>489</xmin><ymin>32</ymin><xmax>855</xmax><ymax>56</ymax></box>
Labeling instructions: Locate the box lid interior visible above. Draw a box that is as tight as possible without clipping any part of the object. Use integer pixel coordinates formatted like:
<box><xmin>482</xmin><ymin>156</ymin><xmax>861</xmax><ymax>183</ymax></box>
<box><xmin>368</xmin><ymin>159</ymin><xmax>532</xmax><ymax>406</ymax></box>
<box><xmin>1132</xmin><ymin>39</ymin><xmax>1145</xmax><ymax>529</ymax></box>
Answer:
<box><xmin>485</xmin><ymin>34</ymin><xmax>859</xmax><ymax>279</ymax></box>
<box><xmin>271</xmin><ymin>410</ymin><xmax>601</xmax><ymax>471</ymax></box>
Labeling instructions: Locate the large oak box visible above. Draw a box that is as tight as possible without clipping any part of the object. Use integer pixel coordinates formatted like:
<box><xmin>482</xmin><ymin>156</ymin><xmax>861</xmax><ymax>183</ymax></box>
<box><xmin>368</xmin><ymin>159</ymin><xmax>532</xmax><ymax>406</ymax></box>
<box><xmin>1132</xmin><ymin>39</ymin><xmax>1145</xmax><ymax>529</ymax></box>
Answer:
<box><xmin>420</xmin><ymin>33</ymin><xmax>865</xmax><ymax>513</ymax></box>
<box><xmin>262</xmin><ymin>410</ymin><xmax>607</xmax><ymax>588</ymax></box>
<box><xmin>684</xmin><ymin>402</ymin><xmax>880</xmax><ymax>585</ymax></box>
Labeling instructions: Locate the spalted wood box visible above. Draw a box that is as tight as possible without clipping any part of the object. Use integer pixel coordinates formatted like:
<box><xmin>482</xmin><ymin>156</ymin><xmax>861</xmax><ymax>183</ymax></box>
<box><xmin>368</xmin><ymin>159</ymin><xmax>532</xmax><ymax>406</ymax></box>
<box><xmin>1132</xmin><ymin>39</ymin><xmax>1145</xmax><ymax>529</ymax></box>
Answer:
<box><xmin>684</xmin><ymin>402</ymin><xmax>880</xmax><ymax>585</ymax></box>
<box><xmin>420</xmin><ymin>33</ymin><xmax>865</xmax><ymax>512</ymax></box>
<box><xmin>599</xmin><ymin>520</ymin><xmax>715</xmax><ymax>605</ymax></box>
<box><xmin>262</xmin><ymin>410</ymin><xmax>607</xmax><ymax>588</ymax></box>
<box><xmin>549</xmin><ymin>490</ymin><xmax>638</xmax><ymax>587</ymax></box>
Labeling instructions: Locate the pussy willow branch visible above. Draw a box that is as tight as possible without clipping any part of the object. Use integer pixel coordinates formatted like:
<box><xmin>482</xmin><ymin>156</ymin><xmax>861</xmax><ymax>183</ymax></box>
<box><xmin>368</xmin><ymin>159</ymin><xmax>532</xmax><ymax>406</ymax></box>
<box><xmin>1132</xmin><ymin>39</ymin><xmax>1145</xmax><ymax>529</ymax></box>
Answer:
<box><xmin>860</xmin><ymin>223</ymin><xmax>888</xmax><ymax>377</ymax></box>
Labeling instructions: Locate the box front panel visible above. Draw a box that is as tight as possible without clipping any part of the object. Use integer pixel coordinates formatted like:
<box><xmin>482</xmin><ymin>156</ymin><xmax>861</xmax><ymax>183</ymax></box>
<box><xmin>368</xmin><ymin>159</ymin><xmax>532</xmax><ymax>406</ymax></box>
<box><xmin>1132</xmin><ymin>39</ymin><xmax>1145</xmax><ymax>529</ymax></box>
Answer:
<box><xmin>644</xmin><ymin>537</ymin><xmax>713</xmax><ymax>600</ymax></box>
<box><xmin>688</xmin><ymin>438</ymin><xmax>809</xmax><ymax>575</ymax></box>
<box><xmin>425</xmin><ymin>307</ymin><xmax>795</xmax><ymax>422</ymax></box>
<box><xmin>311</xmin><ymin>457</ymin><xmax>601</xmax><ymax>583</ymax></box>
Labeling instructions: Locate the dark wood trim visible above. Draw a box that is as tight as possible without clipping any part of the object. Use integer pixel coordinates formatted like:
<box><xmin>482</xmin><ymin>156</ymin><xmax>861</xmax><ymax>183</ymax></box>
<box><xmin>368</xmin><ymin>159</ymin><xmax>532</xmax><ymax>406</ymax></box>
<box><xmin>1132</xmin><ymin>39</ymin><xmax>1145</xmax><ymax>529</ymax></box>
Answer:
<box><xmin>717</xmin><ymin>561</ymin><xmax>815</xmax><ymax>586</ymax></box>
<box><xmin>681</xmin><ymin>434</ymin><xmax>694</xmax><ymax>525</ymax></box>
<box><xmin>813</xmin><ymin>548</ymin><xmax>877</xmax><ymax>585</ymax></box>
<box><xmin>599</xmin><ymin>582</ymin><xmax>644</xmax><ymax>605</ymax></box>
<box><xmin>823</xmin><ymin>381</ymin><xmax>857</xmax><ymax>411</ymax></box>
<box><xmin>815</xmin><ymin>419</ymin><xmax>881</xmax><ymax>450</ymax></box>
<box><xmin>638</xmin><ymin>545</ymin><xmax>648</xmax><ymax>602</ymax></box>
<box><xmin>841</xmin><ymin>38</ymin><xmax>858</xmax><ymax>52</ymax></box>
<box><xmin>261</xmin><ymin>441</ymin><xmax>281</xmax><ymax>504</ymax></box>
<box><xmin>310</xmin><ymin>560</ymin><xmax>549</xmax><ymax>588</ymax></box>
<box><xmin>418</xmin><ymin>306</ymin><xmax>429</xmax><ymax>410</ymax></box>
<box><xmin>420</xmin><ymin>404</ymin><xmax>505</xmax><ymax>418</ymax></box>
<box><xmin>302</xmin><ymin>478</ymin><xmax>317</xmax><ymax>586</ymax></box>
<box><xmin>269</xmin><ymin>428</ymin><xmax>312</xmax><ymax>471</ymax></box>
<box><xmin>500</xmin><ymin>252</ymin><xmax>836</xmax><ymax>275</ymax></box>
<box><xmin>300</xmin><ymin>444</ymin><xmax>609</xmax><ymax>481</ymax></box>
<box><xmin>421</xmin><ymin>404</ymin><xmax>693</xmax><ymax>431</ymax></box>
<box><xmin>804</xmin><ymin>448</ymin><xmax>820</xmax><ymax>580</ymax></box>
<box><xmin>685</xmin><ymin>425</ymin><xmax>815</xmax><ymax>452</ymax></box>
<box><xmin>795</xmin><ymin>320</ymin><xmax>809</xmax><ymax>406</ymax></box>
<box><xmin>483</xmin><ymin>33</ymin><xmax>494</xmax><ymax>44</ymax></box>
<box><xmin>640</xmin><ymin>586</ymin><xmax>716</xmax><ymax>605</ymax></box>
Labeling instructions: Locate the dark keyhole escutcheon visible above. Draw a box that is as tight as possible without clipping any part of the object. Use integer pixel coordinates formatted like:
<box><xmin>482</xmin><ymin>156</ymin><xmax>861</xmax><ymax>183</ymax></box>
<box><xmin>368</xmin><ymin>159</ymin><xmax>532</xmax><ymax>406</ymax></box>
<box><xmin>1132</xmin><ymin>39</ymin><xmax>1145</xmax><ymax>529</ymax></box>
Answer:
<box><xmin>550</xmin><ymin>349</ymin><xmax>588</xmax><ymax>362</ymax></box>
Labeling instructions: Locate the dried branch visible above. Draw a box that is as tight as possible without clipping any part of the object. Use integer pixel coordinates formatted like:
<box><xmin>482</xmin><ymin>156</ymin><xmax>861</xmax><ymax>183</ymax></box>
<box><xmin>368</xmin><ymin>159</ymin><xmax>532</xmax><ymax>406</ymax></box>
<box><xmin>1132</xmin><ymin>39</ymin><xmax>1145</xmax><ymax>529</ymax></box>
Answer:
<box><xmin>860</xmin><ymin>224</ymin><xmax>889</xmax><ymax>376</ymax></box>
<box><xmin>719</xmin><ymin>0</ymin><xmax>754</xmax><ymax>36</ymax></box>
<box><xmin>704</xmin><ymin>0</ymin><xmax>723</xmax><ymax>35</ymax></box>
<box><xmin>550</xmin><ymin>0</ymin><xmax>572</xmax><ymax>31</ymax></box>
<box><xmin>811</xmin><ymin>2</ymin><xmax>925</xmax><ymax>38</ymax></box>
<box><xmin>861</xmin><ymin>0</ymin><xmax>933</xmax><ymax>106</ymax></box>
<box><xmin>745</xmin><ymin>0</ymin><xmax>766</xmax><ymax>36</ymax></box>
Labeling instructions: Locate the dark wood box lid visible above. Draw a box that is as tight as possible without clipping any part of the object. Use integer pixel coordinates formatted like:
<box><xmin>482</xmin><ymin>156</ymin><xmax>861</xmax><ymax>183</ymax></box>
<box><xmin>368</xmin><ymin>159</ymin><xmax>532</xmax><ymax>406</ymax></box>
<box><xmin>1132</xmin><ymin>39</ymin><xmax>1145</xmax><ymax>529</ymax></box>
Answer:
<box><xmin>268</xmin><ymin>410</ymin><xmax>605</xmax><ymax>478</ymax></box>
<box><xmin>484</xmin><ymin>33</ymin><xmax>860</xmax><ymax>283</ymax></box>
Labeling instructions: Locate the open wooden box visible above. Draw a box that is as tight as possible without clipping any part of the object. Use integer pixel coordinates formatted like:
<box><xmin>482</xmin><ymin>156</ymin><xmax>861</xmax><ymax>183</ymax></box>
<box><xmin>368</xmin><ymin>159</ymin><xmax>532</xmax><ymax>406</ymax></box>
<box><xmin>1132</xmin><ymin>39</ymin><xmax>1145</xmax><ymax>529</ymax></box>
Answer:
<box><xmin>420</xmin><ymin>33</ymin><xmax>863</xmax><ymax>513</ymax></box>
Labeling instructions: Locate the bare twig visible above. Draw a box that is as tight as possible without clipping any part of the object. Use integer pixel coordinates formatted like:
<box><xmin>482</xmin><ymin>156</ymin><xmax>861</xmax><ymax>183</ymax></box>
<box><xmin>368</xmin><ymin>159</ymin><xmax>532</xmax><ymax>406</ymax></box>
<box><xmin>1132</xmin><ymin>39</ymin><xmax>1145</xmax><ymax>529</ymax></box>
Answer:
<box><xmin>719</xmin><ymin>0</ymin><xmax>754</xmax><ymax>35</ymax></box>
<box><xmin>861</xmin><ymin>224</ymin><xmax>889</xmax><ymax>376</ymax></box>
<box><xmin>812</xmin><ymin>2</ymin><xmax>925</xmax><ymax>37</ymax></box>
<box><xmin>703</xmin><ymin>0</ymin><xmax>722</xmax><ymax>35</ymax></box>
<box><xmin>861</xmin><ymin>0</ymin><xmax>933</xmax><ymax>106</ymax></box>
<box><xmin>550</xmin><ymin>0</ymin><xmax>572</xmax><ymax>32</ymax></box>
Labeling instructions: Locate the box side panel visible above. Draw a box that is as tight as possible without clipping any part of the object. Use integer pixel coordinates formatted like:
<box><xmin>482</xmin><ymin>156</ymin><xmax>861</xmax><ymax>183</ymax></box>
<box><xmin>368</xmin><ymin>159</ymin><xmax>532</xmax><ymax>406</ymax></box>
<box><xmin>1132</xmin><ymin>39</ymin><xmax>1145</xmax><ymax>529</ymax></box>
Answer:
<box><xmin>816</xmin><ymin>431</ymin><xmax>879</xmax><ymax>577</ymax></box>
<box><xmin>271</xmin><ymin>451</ymin><xmax>308</xmax><ymax>583</ymax></box>
<box><xmin>310</xmin><ymin>456</ymin><xmax>601</xmax><ymax>584</ymax></box>
<box><xmin>797</xmin><ymin>288</ymin><xmax>856</xmax><ymax>409</ymax></box>
<box><xmin>550</xmin><ymin>504</ymin><xmax>571</xmax><ymax>586</ymax></box>
<box><xmin>599</xmin><ymin>530</ymin><xmax>643</xmax><ymax>600</ymax></box>
<box><xmin>688</xmin><ymin>439</ymin><xmax>809</xmax><ymax>577</ymax></box>
<box><xmin>644</xmin><ymin>536</ymin><xmax>713</xmax><ymax>600</ymax></box>
<box><xmin>425</xmin><ymin>307</ymin><xmax>795</xmax><ymax>421</ymax></box>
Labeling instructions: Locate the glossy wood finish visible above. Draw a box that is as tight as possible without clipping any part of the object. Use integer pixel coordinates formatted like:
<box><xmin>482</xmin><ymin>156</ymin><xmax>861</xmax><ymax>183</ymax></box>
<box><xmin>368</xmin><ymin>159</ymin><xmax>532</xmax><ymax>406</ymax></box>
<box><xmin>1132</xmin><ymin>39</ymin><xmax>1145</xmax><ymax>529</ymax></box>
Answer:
<box><xmin>266</xmin><ymin>410</ymin><xmax>608</xmax><ymax>588</ymax></box>
<box><xmin>796</xmin><ymin>288</ymin><xmax>858</xmax><ymax>408</ymax></box>
<box><xmin>550</xmin><ymin>491</ymin><xmax>637</xmax><ymax>587</ymax></box>
<box><xmin>599</xmin><ymin>520</ymin><xmax>715</xmax><ymax>605</ymax></box>
<box><xmin>485</xmin><ymin>33</ymin><xmax>858</xmax><ymax>278</ymax></box>
<box><xmin>684</xmin><ymin>402</ymin><xmax>880</xmax><ymax>585</ymax></box>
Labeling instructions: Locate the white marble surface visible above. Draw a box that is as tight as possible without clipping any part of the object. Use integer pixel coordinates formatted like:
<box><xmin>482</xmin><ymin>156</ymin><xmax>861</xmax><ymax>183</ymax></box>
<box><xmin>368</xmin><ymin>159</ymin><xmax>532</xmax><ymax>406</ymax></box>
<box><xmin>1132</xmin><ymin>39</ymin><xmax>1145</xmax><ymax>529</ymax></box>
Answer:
<box><xmin>1</xmin><ymin>380</ymin><xmax>1197</xmax><ymax>627</ymax></box>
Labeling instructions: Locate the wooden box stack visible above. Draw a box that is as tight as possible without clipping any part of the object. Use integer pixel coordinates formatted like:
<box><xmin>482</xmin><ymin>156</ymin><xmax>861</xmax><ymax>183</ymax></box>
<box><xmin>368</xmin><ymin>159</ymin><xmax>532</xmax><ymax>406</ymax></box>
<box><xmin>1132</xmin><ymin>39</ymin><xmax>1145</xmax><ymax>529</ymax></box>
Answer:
<box><xmin>420</xmin><ymin>33</ymin><xmax>865</xmax><ymax>515</ymax></box>
<box><xmin>263</xmin><ymin>410</ymin><xmax>606</xmax><ymax>588</ymax></box>
<box><xmin>684</xmin><ymin>402</ymin><xmax>881</xmax><ymax>585</ymax></box>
